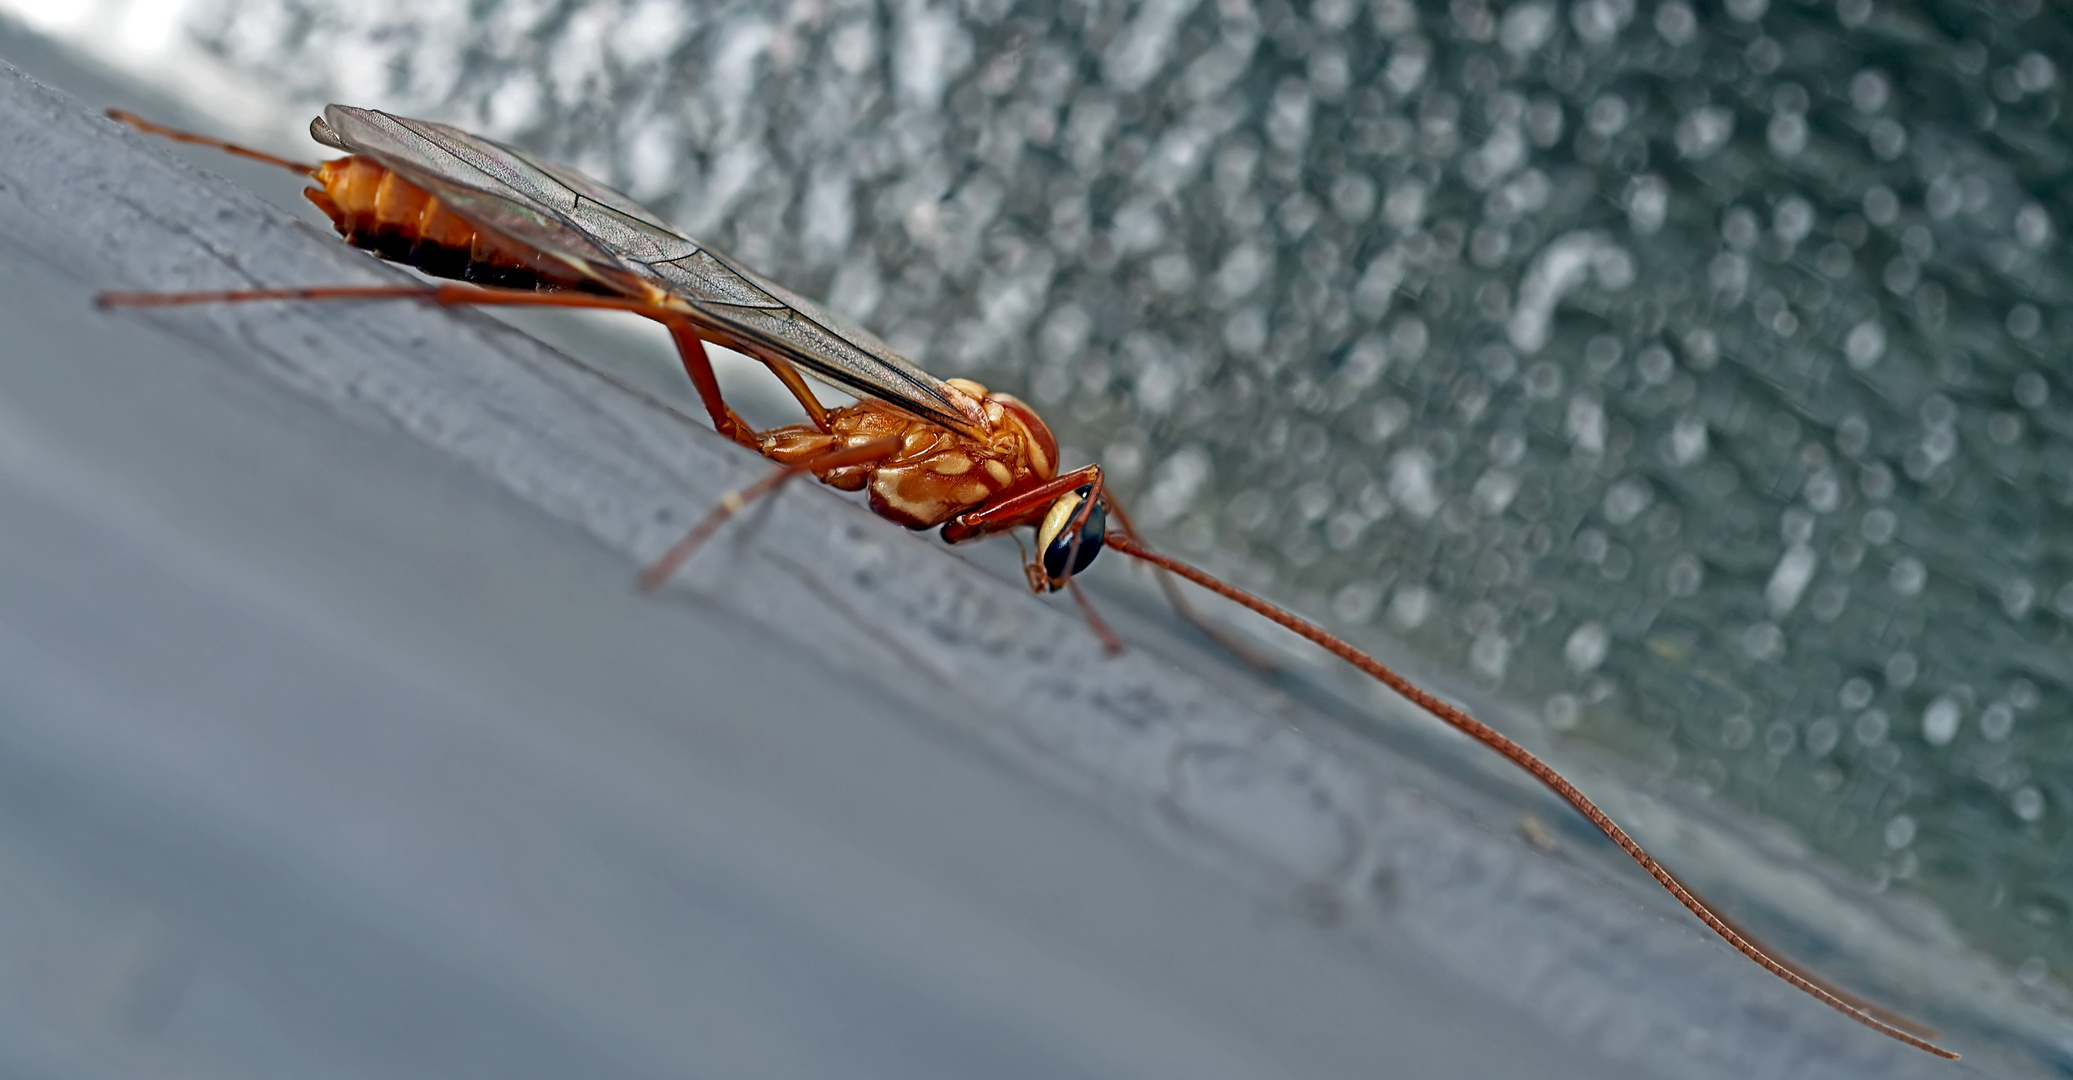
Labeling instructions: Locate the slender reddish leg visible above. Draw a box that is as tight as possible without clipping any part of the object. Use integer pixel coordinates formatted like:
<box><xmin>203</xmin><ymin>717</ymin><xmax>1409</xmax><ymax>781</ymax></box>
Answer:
<box><xmin>941</xmin><ymin>465</ymin><xmax>1105</xmax><ymax>589</ymax></box>
<box><xmin>941</xmin><ymin>465</ymin><xmax>1105</xmax><ymax>544</ymax></box>
<box><xmin>1065</xmin><ymin>579</ymin><xmax>1124</xmax><ymax>653</ymax></box>
<box><xmin>96</xmin><ymin>282</ymin><xmax>818</xmax><ymax>452</ymax></box>
<box><xmin>661</xmin><ymin>319</ymin><xmax>834</xmax><ymax>440</ymax></box>
<box><xmin>661</xmin><ymin>317</ymin><xmax>758</xmax><ymax>447</ymax></box>
<box><xmin>637</xmin><ymin>436</ymin><xmax>901</xmax><ymax>592</ymax></box>
<box><xmin>757</xmin><ymin>355</ymin><xmax>833</xmax><ymax>432</ymax></box>
<box><xmin>95</xmin><ymin>281</ymin><xmax>896</xmax><ymax>595</ymax></box>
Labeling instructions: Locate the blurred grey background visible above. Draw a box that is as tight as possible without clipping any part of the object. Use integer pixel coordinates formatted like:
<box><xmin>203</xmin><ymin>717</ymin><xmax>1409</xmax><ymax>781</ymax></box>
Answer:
<box><xmin>1</xmin><ymin>0</ymin><xmax>2069</xmax><ymax>1075</ymax></box>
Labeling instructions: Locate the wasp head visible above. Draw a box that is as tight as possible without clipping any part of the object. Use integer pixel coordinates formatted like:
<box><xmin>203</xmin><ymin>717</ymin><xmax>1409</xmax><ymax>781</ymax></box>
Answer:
<box><xmin>1033</xmin><ymin>484</ymin><xmax>1106</xmax><ymax>591</ymax></box>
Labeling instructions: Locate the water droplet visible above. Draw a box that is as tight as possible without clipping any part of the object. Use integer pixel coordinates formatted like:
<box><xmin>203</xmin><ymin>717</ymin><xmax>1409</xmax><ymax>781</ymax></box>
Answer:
<box><xmin>1851</xmin><ymin>69</ymin><xmax>1891</xmax><ymax>112</ymax></box>
<box><xmin>1773</xmin><ymin>196</ymin><xmax>1814</xmax><ymax>244</ymax></box>
<box><xmin>1885</xmin><ymin>651</ymin><xmax>1919</xmax><ymax>688</ymax></box>
<box><xmin>1603</xmin><ymin>478</ymin><xmax>1653</xmax><ymax>525</ymax></box>
<box><xmin>1675</xmin><ymin>106</ymin><xmax>1734</xmax><ymax>159</ymax></box>
<box><xmin>1981</xmin><ymin>702</ymin><xmax>2015</xmax><ymax>742</ymax></box>
<box><xmin>1743</xmin><ymin>622</ymin><xmax>1785</xmax><ymax>661</ymax></box>
<box><xmin>1859</xmin><ymin>509</ymin><xmax>1896</xmax><ymax>545</ymax></box>
<box><xmin>2007</xmin><ymin>304</ymin><xmax>2042</xmax><ymax>340</ymax></box>
<box><xmin>2015</xmin><ymin>204</ymin><xmax>2053</xmax><ymax>249</ymax></box>
<box><xmin>1332</xmin><ymin>581</ymin><xmax>1382</xmax><ymax>623</ymax></box>
<box><xmin>2015</xmin><ymin>371</ymin><xmax>2050</xmax><ymax>408</ymax></box>
<box><xmin>1565</xmin><ymin>622</ymin><xmax>1610</xmax><ymax>673</ymax></box>
<box><xmin>1863</xmin><ymin>185</ymin><xmax>1900</xmax><ymax>226</ymax></box>
<box><xmin>1806</xmin><ymin>716</ymin><xmax>1842</xmax><ymax>756</ymax></box>
<box><xmin>1654</xmin><ymin>0</ymin><xmax>1697</xmax><ymax>44</ymax></box>
<box><xmin>1922</xmin><ymin>697</ymin><xmax>1961</xmax><ymax>746</ymax></box>
<box><xmin>2001</xmin><ymin>579</ymin><xmax>2035</xmax><ymax>620</ymax></box>
<box><xmin>1389</xmin><ymin>583</ymin><xmax>1431</xmax><ymax>629</ymax></box>
<box><xmin>1470</xmin><ymin>632</ymin><xmax>1509</xmax><ymax>680</ymax></box>
<box><xmin>1844</xmin><ymin>320</ymin><xmax>1886</xmax><ymax>368</ymax></box>
<box><xmin>2016</xmin><ymin>52</ymin><xmax>2058</xmax><ymax>94</ymax></box>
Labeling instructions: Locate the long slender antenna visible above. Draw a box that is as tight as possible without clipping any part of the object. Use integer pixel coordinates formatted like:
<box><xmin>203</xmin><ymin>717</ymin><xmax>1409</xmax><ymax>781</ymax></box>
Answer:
<box><xmin>1099</xmin><ymin>491</ymin><xmax>1283</xmax><ymax>672</ymax></box>
<box><xmin>1103</xmin><ymin>533</ymin><xmax>1956</xmax><ymax>1060</ymax></box>
<box><xmin>106</xmin><ymin>108</ymin><xmax>320</xmax><ymax>176</ymax></box>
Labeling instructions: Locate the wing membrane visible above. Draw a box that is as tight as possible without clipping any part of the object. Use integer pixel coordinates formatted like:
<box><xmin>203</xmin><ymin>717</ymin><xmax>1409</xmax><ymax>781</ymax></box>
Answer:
<box><xmin>317</xmin><ymin>105</ymin><xmax>975</xmax><ymax>432</ymax></box>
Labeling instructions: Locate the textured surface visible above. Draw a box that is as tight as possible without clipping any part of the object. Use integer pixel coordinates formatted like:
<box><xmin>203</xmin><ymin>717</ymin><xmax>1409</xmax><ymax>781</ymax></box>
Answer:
<box><xmin>9</xmin><ymin>0</ymin><xmax>2064</xmax><ymax>1000</ymax></box>
<box><xmin>0</xmin><ymin>54</ymin><xmax>2049</xmax><ymax>1079</ymax></box>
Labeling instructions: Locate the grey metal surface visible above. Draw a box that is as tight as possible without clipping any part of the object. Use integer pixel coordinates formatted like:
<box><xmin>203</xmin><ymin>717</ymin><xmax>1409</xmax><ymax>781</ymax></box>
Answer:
<box><xmin>44</xmin><ymin>5</ymin><xmax>2063</xmax><ymax>998</ymax></box>
<box><xmin>0</xmin><ymin>60</ymin><xmax>2039</xmax><ymax>1079</ymax></box>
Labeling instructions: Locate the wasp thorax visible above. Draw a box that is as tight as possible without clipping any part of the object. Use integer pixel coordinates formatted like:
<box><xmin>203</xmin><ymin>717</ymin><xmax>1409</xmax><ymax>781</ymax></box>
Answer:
<box><xmin>1035</xmin><ymin>485</ymin><xmax>1106</xmax><ymax>589</ymax></box>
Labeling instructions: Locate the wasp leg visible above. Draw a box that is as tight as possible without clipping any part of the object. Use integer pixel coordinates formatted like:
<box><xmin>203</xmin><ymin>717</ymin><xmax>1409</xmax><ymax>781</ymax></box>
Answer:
<box><xmin>755</xmin><ymin>355</ymin><xmax>834</xmax><ymax>433</ymax></box>
<box><xmin>659</xmin><ymin>318</ymin><xmax>763</xmax><ymax>447</ymax></box>
<box><xmin>637</xmin><ymin>436</ymin><xmax>901</xmax><ymax>593</ymax></box>
<box><xmin>1066</xmin><ymin>579</ymin><xmax>1124</xmax><ymax>654</ymax></box>
<box><xmin>95</xmin><ymin>281</ymin><xmax>785</xmax><ymax>449</ymax></box>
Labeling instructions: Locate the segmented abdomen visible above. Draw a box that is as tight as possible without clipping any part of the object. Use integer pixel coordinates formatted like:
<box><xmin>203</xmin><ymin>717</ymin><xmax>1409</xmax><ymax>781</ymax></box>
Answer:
<box><xmin>305</xmin><ymin>156</ymin><xmax>611</xmax><ymax>294</ymax></box>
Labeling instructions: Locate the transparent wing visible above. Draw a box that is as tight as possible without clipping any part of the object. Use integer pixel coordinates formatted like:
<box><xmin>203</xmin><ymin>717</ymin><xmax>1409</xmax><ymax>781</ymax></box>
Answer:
<box><xmin>316</xmin><ymin>105</ymin><xmax>976</xmax><ymax>433</ymax></box>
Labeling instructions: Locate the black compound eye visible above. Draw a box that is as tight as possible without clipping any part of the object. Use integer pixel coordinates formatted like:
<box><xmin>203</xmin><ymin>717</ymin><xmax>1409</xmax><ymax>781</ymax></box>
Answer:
<box><xmin>1039</xmin><ymin>486</ymin><xmax>1107</xmax><ymax>586</ymax></box>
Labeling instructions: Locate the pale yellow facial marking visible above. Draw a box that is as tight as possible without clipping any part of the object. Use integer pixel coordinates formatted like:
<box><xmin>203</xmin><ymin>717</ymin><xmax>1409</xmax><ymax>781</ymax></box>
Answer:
<box><xmin>1036</xmin><ymin>491</ymin><xmax>1083</xmax><ymax>555</ymax></box>
<box><xmin>929</xmin><ymin>453</ymin><xmax>973</xmax><ymax>475</ymax></box>
<box><xmin>983</xmin><ymin>459</ymin><xmax>1013</xmax><ymax>486</ymax></box>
